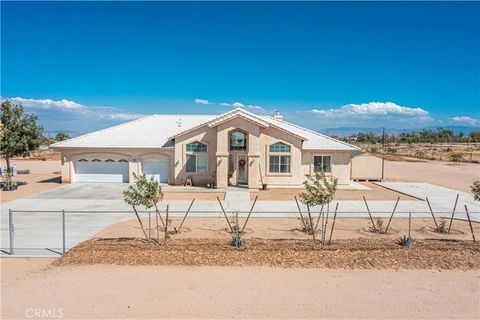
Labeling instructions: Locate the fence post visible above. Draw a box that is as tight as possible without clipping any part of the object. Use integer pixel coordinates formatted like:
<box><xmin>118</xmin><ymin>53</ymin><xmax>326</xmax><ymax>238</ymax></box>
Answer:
<box><xmin>62</xmin><ymin>210</ymin><xmax>66</xmax><ymax>255</ymax></box>
<box><xmin>9</xmin><ymin>209</ymin><xmax>14</xmax><ymax>255</ymax></box>
<box><xmin>148</xmin><ymin>211</ymin><xmax>152</xmax><ymax>249</ymax></box>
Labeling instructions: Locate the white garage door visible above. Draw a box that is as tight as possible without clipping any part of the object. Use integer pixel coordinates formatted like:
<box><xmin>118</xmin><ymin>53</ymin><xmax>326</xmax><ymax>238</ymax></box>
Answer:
<box><xmin>143</xmin><ymin>159</ymin><xmax>169</xmax><ymax>183</ymax></box>
<box><xmin>75</xmin><ymin>161</ymin><xmax>129</xmax><ymax>183</ymax></box>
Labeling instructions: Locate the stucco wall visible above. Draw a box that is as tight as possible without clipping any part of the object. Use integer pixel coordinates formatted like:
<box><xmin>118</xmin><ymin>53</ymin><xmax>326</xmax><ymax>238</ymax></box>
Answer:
<box><xmin>60</xmin><ymin>147</ymin><xmax>173</xmax><ymax>183</ymax></box>
<box><xmin>301</xmin><ymin>150</ymin><xmax>352</xmax><ymax>185</ymax></box>
<box><xmin>174</xmin><ymin>126</ymin><xmax>217</xmax><ymax>186</ymax></box>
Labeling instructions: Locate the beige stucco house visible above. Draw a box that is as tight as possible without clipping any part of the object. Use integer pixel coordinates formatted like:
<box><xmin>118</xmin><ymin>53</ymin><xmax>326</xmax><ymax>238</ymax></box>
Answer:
<box><xmin>52</xmin><ymin>108</ymin><xmax>359</xmax><ymax>189</ymax></box>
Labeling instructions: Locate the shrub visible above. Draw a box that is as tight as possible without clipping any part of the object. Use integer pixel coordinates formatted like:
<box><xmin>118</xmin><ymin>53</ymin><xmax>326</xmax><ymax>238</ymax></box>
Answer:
<box><xmin>369</xmin><ymin>217</ymin><xmax>385</xmax><ymax>234</ymax></box>
<box><xmin>435</xmin><ymin>218</ymin><xmax>447</xmax><ymax>234</ymax></box>
<box><xmin>472</xmin><ymin>181</ymin><xmax>480</xmax><ymax>201</ymax></box>
<box><xmin>399</xmin><ymin>235</ymin><xmax>412</xmax><ymax>248</ymax></box>
<box><xmin>448</xmin><ymin>153</ymin><xmax>464</xmax><ymax>163</ymax></box>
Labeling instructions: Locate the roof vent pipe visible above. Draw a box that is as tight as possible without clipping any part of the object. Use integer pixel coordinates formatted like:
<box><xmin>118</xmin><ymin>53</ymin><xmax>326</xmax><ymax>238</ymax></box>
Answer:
<box><xmin>273</xmin><ymin>110</ymin><xmax>283</xmax><ymax>121</ymax></box>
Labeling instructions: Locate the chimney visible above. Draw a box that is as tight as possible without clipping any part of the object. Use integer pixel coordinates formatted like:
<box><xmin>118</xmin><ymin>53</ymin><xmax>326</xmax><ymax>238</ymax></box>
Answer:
<box><xmin>273</xmin><ymin>110</ymin><xmax>283</xmax><ymax>121</ymax></box>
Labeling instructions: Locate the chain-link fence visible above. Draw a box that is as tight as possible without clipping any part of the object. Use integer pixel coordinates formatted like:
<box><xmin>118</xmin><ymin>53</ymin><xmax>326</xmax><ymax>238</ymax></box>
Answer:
<box><xmin>2</xmin><ymin>206</ymin><xmax>478</xmax><ymax>256</ymax></box>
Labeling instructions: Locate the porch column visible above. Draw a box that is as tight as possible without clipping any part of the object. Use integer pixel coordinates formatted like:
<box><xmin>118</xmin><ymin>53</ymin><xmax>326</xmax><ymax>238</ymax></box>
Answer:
<box><xmin>216</xmin><ymin>152</ymin><xmax>229</xmax><ymax>188</ymax></box>
<box><xmin>247</xmin><ymin>154</ymin><xmax>260</xmax><ymax>189</ymax></box>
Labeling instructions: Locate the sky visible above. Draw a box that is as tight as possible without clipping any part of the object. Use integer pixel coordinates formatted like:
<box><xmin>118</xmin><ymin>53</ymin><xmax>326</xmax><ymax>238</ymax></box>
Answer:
<box><xmin>1</xmin><ymin>1</ymin><xmax>479</xmax><ymax>134</ymax></box>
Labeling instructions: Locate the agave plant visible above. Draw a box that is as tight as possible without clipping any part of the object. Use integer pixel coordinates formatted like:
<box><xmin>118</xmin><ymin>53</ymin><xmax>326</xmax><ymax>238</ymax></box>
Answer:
<box><xmin>399</xmin><ymin>235</ymin><xmax>412</xmax><ymax>248</ymax></box>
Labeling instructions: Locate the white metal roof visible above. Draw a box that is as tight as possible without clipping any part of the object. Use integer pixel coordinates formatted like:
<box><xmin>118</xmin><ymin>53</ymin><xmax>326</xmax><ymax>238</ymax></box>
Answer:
<box><xmin>52</xmin><ymin>108</ymin><xmax>358</xmax><ymax>151</ymax></box>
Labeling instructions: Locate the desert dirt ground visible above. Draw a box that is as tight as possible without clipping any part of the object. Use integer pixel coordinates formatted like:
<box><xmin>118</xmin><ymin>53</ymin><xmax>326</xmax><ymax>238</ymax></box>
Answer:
<box><xmin>0</xmin><ymin>160</ymin><xmax>62</xmax><ymax>204</ymax></box>
<box><xmin>384</xmin><ymin>159</ymin><xmax>479</xmax><ymax>193</ymax></box>
<box><xmin>251</xmin><ymin>182</ymin><xmax>417</xmax><ymax>201</ymax></box>
<box><xmin>1</xmin><ymin>258</ymin><xmax>479</xmax><ymax>319</ymax></box>
<box><xmin>95</xmin><ymin>216</ymin><xmax>480</xmax><ymax>242</ymax></box>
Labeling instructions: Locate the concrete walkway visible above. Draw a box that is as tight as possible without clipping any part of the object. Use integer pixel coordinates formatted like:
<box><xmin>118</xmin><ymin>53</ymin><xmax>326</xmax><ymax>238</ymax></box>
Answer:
<box><xmin>223</xmin><ymin>186</ymin><xmax>252</xmax><ymax>211</ymax></box>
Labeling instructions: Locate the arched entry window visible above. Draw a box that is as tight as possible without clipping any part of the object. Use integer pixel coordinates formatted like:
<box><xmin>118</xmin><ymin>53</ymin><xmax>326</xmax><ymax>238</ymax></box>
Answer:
<box><xmin>230</xmin><ymin>131</ymin><xmax>247</xmax><ymax>151</ymax></box>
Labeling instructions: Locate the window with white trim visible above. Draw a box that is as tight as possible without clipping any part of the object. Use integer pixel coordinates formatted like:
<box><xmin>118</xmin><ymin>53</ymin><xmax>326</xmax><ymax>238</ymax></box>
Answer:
<box><xmin>268</xmin><ymin>142</ymin><xmax>291</xmax><ymax>173</ymax></box>
<box><xmin>186</xmin><ymin>141</ymin><xmax>208</xmax><ymax>173</ymax></box>
<box><xmin>313</xmin><ymin>155</ymin><xmax>331</xmax><ymax>173</ymax></box>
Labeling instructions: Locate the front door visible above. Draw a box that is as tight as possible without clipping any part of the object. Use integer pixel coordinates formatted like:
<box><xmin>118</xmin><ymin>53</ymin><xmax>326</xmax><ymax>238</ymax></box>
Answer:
<box><xmin>237</xmin><ymin>155</ymin><xmax>248</xmax><ymax>184</ymax></box>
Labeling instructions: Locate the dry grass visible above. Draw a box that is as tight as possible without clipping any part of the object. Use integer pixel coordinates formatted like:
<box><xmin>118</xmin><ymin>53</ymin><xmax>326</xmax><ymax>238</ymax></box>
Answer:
<box><xmin>56</xmin><ymin>237</ymin><xmax>480</xmax><ymax>270</ymax></box>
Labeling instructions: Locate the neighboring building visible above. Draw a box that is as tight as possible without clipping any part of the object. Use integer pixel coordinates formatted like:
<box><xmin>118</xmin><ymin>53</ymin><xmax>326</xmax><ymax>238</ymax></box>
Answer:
<box><xmin>52</xmin><ymin>108</ymin><xmax>359</xmax><ymax>189</ymax></box>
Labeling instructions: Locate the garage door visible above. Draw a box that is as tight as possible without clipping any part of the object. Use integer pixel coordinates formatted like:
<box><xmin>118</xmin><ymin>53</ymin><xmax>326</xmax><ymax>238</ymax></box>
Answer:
<box><xmin>143</xmin><ymin>159</ymin><xmax>169</xmax><ymax>183</ymax></box>
<box><xmin>75</xmin><ymin>160</ymin><xmax>129</xmax><ymax>183</ymax></box>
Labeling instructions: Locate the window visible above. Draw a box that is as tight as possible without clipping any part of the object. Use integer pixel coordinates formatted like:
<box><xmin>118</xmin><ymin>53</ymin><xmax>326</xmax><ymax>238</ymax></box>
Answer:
<box><xmin>269</xmin><ymin>142</ymin><xmax>291</xmax><ymax>153</ymax></box>
<box><xmin>92</xmin><ymin>159</ymin><xmax>101</xmax><ymax>162</ymax></box>
<box><xmin>105</xmin><ymin>159</ymin><xmax>114</xmax><ymax>162</ymax></box>
<box><xmin>186</xmin><ymin>141</ymin><xmax>208</xmax><ymax>173</ymax></box>
<box><xmin>268</xmin><ymin>142</ymin><xmax>291</xmax><ymax>173</ymax></box>
<box><xmin>313</xmin><ymin>156</ymin><xmax>331</xmax><ymax>173</ymax></box>
<box><xmin>230</xmin><ymin>131</ymin><xmax>247</xmax><ymax>151</ymax></box>
<box><xmin>118</xmin><ymin>159</ymin><xmax>128</xmax><ymax>162</ymax></box>
<box><xmin>186</xmin><ymin>141</ymin><xmax>207</xmax><ymax>152</ymax></box>
<box><xmin>78</xmin><ymin>159</ymin><xmax>88</xmax><ymax>162</ymax></box>
<box><xmin>186</xmin><ymin>155</ymin><xmax>208</xmax><ymax>173</ymax></box>
<box><xmin>269</xmin><ymin>155</ymin><xmax>290</xmax><ymax>173</ymax></box>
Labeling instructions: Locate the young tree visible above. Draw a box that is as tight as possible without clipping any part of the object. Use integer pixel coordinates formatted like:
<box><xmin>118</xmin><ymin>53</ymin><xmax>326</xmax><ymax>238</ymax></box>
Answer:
<box><xmin>299</xmin><ymin>171</ymin><xmax>338</xmax><ymax>244</ymax></box>
<box><xmin>472</xmin><ymin>181</ymin><xmax>480</xmax><ymax>201</ymax></box>
<box><xmin>1</xmin><ymin>100</ymin><xmax>43</xmax><ymax>171</ymax></box>
<box><xmin>123</xmin><ymin>173</ymin><xmax>164</xmax><ymax>244</ymax></box>
<box><xmin>55</xmin><ymin>132</ymin><xmax>70</xmax><ymax>141</ymax></box>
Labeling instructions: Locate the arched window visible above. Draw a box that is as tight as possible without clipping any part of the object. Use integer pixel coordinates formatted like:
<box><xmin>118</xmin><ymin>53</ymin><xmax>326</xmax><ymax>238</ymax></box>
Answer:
<box><xmin>230</xmin><ymin>131</ymin><xmax>247</xmax><ymax>151</ymax></box>
<box><xmin>268</xmin><ymin>142</ymin><xmax>291</xmax><ymax>173</ymax></box>
<box><xmin>269</xmin><ymin>142</ymin><xmax>291</xmax><ymax>153</ymax></box>
<box><xmin>105</xmin><ymin>159</ymin><xmax>115</xmax><ymax>162</ymax></box>
<box><xmin>186</xmin><ymin>141</ymin><xmax>207</xmax><ymax>152</ymax></box>
<box><xmin>92</xmin><ymin>159</ymin><xmax>102</xmax><ymax>162</ymax></box>
<box><xmin>118</xmin><ymin>159</ymin><xmax>128</xmax><ymax>162</ymax></box>
<box><xmin>78</xmin><ymin>159</ymin><xmax>88</xmax><ymax>162</ymax></box>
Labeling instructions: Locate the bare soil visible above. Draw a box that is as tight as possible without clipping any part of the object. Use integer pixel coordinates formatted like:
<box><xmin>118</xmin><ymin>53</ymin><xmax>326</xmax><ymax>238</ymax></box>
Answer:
<box><xmin>0</xmin><ymin>160</ymin><xmax>62</xmax><ymax>204</ymax></box>
<box><xmin>2</xmin><ymin>258</ymin><xmax>478</xmax><ymax>319</ymax></box>
<box><xmin>95</xmin><ymin>216</ymin><xmax>480</xmax><ymax>242</ymax></box>
<box><xmin>384</xmin><ymin>159</ymin><xmax>480</xmax><ymax>192</ymax></box>
<box><xmin>251</xmin><ymin>182</ymin><xmax>417</xmax><ymax>201</ymax></box>
<box><xmin>163</xmin><ymin>192</ymin><xmax>225</xmax><ymax>200</ymax></box>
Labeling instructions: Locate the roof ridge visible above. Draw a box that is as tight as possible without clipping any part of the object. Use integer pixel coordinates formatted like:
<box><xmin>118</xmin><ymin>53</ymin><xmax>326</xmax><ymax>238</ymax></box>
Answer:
<box><xmin>51</xmin><ymin>113</ymin><xmax>160</xmax><ymax>147</ymax></box>
<box><xmin>262</xmin><ymin>116</ymin><xmax>359</xmax><ymax>150</ymax></box>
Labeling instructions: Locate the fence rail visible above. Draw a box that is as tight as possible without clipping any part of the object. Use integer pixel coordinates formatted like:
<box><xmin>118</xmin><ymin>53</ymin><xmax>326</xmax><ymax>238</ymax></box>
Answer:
<box><xmin>3</xmin><ymin>207</ymin><xmax>479</xmax><ymax>256</ymax></box>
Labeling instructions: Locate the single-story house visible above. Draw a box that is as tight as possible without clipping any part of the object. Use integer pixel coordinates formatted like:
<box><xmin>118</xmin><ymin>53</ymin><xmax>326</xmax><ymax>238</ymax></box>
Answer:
<box><xmin>52</xmin><ymin>108</ymin><xmax>359</xmax><ymax>189</ymax></box>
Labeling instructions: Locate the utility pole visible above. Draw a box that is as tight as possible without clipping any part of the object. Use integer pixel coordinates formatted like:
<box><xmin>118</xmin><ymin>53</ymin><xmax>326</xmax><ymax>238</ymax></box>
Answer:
<box><xmin>382</xmin><ymin>127</ymin><xmax>385</xmax><ymax>181</ymax></box>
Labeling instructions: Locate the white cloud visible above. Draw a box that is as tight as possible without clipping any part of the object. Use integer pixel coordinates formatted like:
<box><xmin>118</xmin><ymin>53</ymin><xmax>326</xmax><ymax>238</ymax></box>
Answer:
<box><xmin>232</xmin><ymin>102</ymin><xmax>244</xmax><ymax>108</ymax></box>
<box><xmin>194</xmin><ymin>98</ymin><xmax>211</xmax><ymax>105</ymax></box>
<box><xmin>449</xmin><ymin>116</ymin><xmax>480</xmax><ymax>126</ymax></box>
<box><xmin>1</xmin><ymin>97</ymin><xmax>146</xmax><ymax>121</ymax></box>
<box><xmin>309</xmin><ymin>102</ymin><xmax>431</xmax><ymax>122</ymax></box>
<box><xmin>219</xmin><ymin>102</ymin><xmax>231</xmax><ymax>107</ymax></box>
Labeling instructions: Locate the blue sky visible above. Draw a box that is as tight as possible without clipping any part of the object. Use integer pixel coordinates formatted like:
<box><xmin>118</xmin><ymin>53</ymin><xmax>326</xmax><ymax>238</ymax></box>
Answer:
<box><xmin>1</xmin><ymin>1</ymin><xmax>479</xmax><ymax>134</ymax></box>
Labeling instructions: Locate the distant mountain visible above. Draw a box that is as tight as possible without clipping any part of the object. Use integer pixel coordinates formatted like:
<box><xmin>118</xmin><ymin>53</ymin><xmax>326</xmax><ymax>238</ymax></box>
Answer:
<box><xmin>319</xmin><ymin>126</ymin><xmax>479</xmax><ymax>137</ymax></box>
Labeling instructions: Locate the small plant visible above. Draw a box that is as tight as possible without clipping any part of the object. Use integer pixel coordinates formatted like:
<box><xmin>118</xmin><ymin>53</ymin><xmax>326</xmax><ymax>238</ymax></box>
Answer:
<box><xmin>399</xmin><ymin>235</ymin><xmax>412</xmax><ymax>248</ymax></box>
<box><xmin>448</xmin><ymin>152</ymin><xmax>464</xmax><ymax>164</ymax></box>
<box><xmin>369</xmin><ymin>217</ymin><xmax>385</xmax><ymax>234</ymax></box>
<box><xmin>435</xmin><ymin>217</ymin><xmax>447</xmax><ymax>234</ymax></box>
<box><xmin>2</xmin><ymin>173</ymin><xmax>18</xmax><ymax>191</ymax></box>
<box><xmin>414</xmin><ymin>150</ymin><xmax>426</xmax><ymax>159</ymax></box>
<box><xmin>229</xmin><ymin>212</ymin><xmax>244</xmax><ymax>249</ymax></box>
<box><xmin>472</xmin><ymin>181</ymin><xmax>480</xmax><ymax>201</ymax></box>
<box><xmin>230</xmin><ymin>233</ymin><xmax>244</xmax><ymax>248</ymax></box>
<box><xmin>298</xmin><ymin>217</ymin><xmax>314</xmax><ymax>235</ymax></box>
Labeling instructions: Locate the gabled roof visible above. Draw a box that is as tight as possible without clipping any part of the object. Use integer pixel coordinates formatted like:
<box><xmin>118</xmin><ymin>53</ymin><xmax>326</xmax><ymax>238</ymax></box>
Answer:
<box><xmin>169</xmin><ymin>108</ymin><xmax>308</xmax><ymax>141</ymax></box>
<box><xmin>51</xmin><ymin>108</ymin><xmax>358</xmax><ymax>151</ymax></box>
